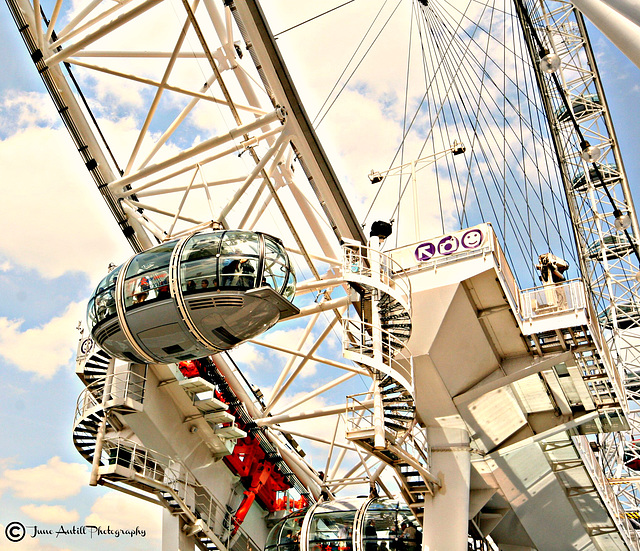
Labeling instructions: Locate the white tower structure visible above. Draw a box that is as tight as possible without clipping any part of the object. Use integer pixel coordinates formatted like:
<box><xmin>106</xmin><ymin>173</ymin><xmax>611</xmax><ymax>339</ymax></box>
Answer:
<box><xmin>5</xmin><ymin>0</ymin><xmax>640</xmax><ymax>549</ymax></box>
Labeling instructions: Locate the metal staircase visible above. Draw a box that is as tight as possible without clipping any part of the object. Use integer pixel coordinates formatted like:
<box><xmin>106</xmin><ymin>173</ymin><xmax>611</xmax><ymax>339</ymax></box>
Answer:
<box><xmin>76</xmin><ymin>342</ymin><xmax>111</xmax><ymax>386</ymax></box>
<box><xmin>341</xmin><ymin>242</ymin><xmax>439</xmax><ymax>523</ymax></box>
<box><xmin>74</xmin><ymin>338</ymin><xmax>305</xmax><ymax>550</ymax></box>
<box><xmin>518</xmin><ymin>279</ymin><xmax>628</xmax><ymax>433</ymax></box>
<box><xmin>378</xmin><ymin>293</ymin><xmax>412</xmax><ymax>347</ymax></box>
<box><xmin>73</xmin><ymin>353</ymin><xmax>260</xmax><ymax>551</ymax></box>
<box><xmin>73</xmin><ymin>340</ymin><xmax>144</xmax><ymax>462</ymax></box>
<box><xmin>101</xmin><ymin>437</ymin><xmax>262</xmax><ymax>551</ymax></box>
<box><xmin>73</xmin><ymin>388</ymin><xmax>109</xmax><ymax>462</ymax></box>
<box><xmin>379</xmin><ymin>374</ymin><xmax>414</xmax><ymax>433</ymax></box>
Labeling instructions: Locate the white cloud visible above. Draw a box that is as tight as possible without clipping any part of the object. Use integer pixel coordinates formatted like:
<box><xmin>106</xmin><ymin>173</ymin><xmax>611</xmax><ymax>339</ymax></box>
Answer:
<box><xmin>0</xmin><ymin>120</ymin><xmax>131</xmax><ymax>282</ymax></box>
<box><xmin>270</xmin><ymin>325</ymin><xmax>307</xmax><ymax>345</ymax></box>
<box><xmin>0</xmin><ymin>301</ymin><xmax>85</xmax><ymax>378</ymax></box>
<box><xmin>20</xmin><ymin>504</ymin><xmax>79</xmax><ymax>525</ymax></box>
<box><xmin>0</xmin><ymin>526</ymin><xmax>72</xmax><ymax>551</ymax></box>
<box><xmin>84</xmin><ymin>491</ymin><xmax>161</xmax><ymax>540</ymax></box>
<box><xmin>229</xmin><ymin>342</ymin><xmax>265</xmax><ymax>370</ymax></box>
<box><xmin>0</xmin><ymin>457</ymin><xmax>88</xmax><ymax>501</ymax></box>
<box><xmin>1</xmin><ymin>91</ymin><xmax>59</xmax><ymax>130</ymax></box>
<box><xmin>0</xmin><ymin>260</ymin><xmax>12</xmax><ymax>272</ymax></box>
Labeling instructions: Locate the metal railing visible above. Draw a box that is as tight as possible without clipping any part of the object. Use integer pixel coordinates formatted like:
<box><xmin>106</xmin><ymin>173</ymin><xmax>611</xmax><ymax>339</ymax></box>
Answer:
<box><xmin>489</xmin><ymin>228</ymin><xmax>521</xmax><ymax>314</ymax></box>
<box><xmin>520</xmin><ymin>279</ymin><xmax>587</xmax><ymax>320</ymax></box>
<box><xmin>519</xmin><ymin>279</ymin><xmax>626</xmax><ymax>408</ymax></box>
<box><xmin>346</xmin><ymin>392</ymin><xmax>377</xmax><ymax>433</ymax></box>
<box><xmin>75</xmin><ymin>385</ymin><xmax>101</xmax><ymax>423</ymax></box>
<box><xmin>342</xmin><ymin>318</ymin><xmax>414</xmax><ymax>390</ymax></box>
<box><xmin>345</xmin><ymin>394</ymin><xmax>434</xmax><ymax>484</ymax></box>
<box><xmin>574</xmin><ymin>435</ymin><xmax>640</xmax><ymax>549</ymax></box>
<box><xmin>398</xmin><ymin>424</ymin><xmax>430</xmax><ymax>474</ymax></box>
<box><xmin>343</xmin><ymin>243</ymin><xmax>411</xmax><ymax>311</ymax></box>
<box><xmin>74</xmin><ymin>370</ymin><xmax>146</xmax><ymax>426</ymax></box>
<box><xmin>585</xmin><ymin>299</ymin><xmax>626</xmax><ymax>409</ymax></box>
<box><xmin>103</xmin><ymin>438</ymin><xmax>173</xmax><ymax>483</ymax></box>
<box><xmin>100</xmin><ymin>437</ymin><xmax>262</xmax><ymax>551</ymax></box>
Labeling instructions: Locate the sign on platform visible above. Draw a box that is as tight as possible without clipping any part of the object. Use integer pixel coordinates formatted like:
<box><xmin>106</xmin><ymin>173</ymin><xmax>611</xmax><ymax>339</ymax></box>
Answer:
<box><xmin>415</xmin><ymin>225</ymin><xmax>486</xmax><ymax>262</ymax></box>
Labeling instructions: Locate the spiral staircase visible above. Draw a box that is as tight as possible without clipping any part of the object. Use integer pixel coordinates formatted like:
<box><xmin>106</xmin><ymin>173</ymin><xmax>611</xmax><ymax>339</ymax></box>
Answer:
<box><xmin>342</xmin><ymin>242</ymin><xmax>439</xmax><ymax>523</ymax></box>
<box><xmin>73</xmin><ymin>338</ymin><xmax>263</xmax><ymax>551</ymax></box>
<box><xmin>73</xmin><ymin>341</ymin><xmax>143</xmax><ymax>463</ymax></box>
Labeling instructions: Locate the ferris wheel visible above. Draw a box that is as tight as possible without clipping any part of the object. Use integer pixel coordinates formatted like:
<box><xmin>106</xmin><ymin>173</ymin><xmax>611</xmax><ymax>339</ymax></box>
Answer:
<box><xmin>6</xmin><ymin>0</ymin><xmax>640</xmax><ymax>549</ymax></box>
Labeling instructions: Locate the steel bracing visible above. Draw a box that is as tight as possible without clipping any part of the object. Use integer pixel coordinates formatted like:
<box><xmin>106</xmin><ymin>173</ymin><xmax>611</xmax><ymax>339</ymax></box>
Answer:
<box><xmin>515</xmin><ymin>0</ymin><xmax>640</xmax><ymax>519</ymax></box>
<box><xmin>6</xmin><ymin>0</ymin><xmax>640</xmax><ymax>549</ymax></box>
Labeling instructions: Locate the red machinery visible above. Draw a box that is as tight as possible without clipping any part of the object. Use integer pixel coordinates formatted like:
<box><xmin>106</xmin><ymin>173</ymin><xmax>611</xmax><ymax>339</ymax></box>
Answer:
<box><xmin>178</xmin><ymin>359</ymin><xmax>307</xmax><ymax>531</ymax></box>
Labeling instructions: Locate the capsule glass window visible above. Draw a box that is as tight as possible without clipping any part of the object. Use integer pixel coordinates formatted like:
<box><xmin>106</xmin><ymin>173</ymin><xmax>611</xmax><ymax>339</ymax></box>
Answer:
<box><xmin>263</xmin><ymin>236</ymin><xmax>289</xmax><ymax>293</ymax></box>
<box><xmin>308</xmin><ymin>504</ymin><xmax>357</xmax><ymax>551</ymax></box>
<box><xmin>88</xmin><ymin>265</ymin><xmax>121</xmax><ymax>329</ymax></box>
<box><xmin>363</xmin><ymin>499</ymin><xmax>419</xmax><ymax>551</ymax></box>
<box><xmin>283</xmin><ymin>262</ymin><xmax>296</xmax><ymax>302</ymax></box>
<box><xmin>265</xmin><ymin>512</ymin><xmax>305</xmax><ymax>551</ymax></box>
<box><xmin>220</xmin><ymin>230</ymin><xmax>260</xmax><ymax>256</ymax></box>
<box><xmin>123</xmin><ymin>240</ymin><xmax>178</xmax><ymax>309</ymax></box>
<box><xmin>181</xmin><ymin>232</ymin><xmax>223</xmax><ymax>293</ymax></box>
<box><xmin>219</xmin><ymin>231</ymin><xmax>260</xmax><ymax>289</ymax></box>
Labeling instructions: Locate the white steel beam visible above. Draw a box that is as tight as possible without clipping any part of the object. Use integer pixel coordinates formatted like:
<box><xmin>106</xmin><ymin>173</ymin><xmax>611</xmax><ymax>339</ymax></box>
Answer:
<box><xmin>495</xmin><ymin>411</ymin><xmax>600</xmax><ymax>455</ymax></box>
<box><xmin>55</xmin><ymin>0</ymin><xmax>129</xmax><ymax>46</ymax></box>
<box><xmin>108</xmin><ymin>109</ymin><xmax>284</xmax><ymax>191</ymax></box>
<box><xmin>271</xmin><ymin>373</ymin><xmax>358</xmax><ymax>417</ymax></box>
<box><xmin>571</xmin><ymin>0</ymin><xmax>640</xmax><ymax>70</ymax></box>
<box><xmin>45</xmin><ymin>0</ymin><xmax>163</xmax><ymax>66</ymax></box>
<box><xmin>247</xmin><ymin>338</ymin><xmax>367</xmax><ymax>375</ymax></box>
<box><xmin>255</xmin><ymin>400</ymin><xmax>374</xmax><ymax>427</ymax></box>
<box><xmin>453</xmin><ymin>351</ymin><xmax>574</xmax><ymax>406</ymax></box>
<box><xmin>263</xmin><ymin>310</ymin><xmax>344</xmax><ymax>415</ymax></box>
<box><xmin>274</xmin><ymin>426</ymin><xmax>354</xmax><ymax>452</ymax></box>
<box><xmin>264</xmin><ymin>313</ymin><xmax>321</xmax><ymax>410</ymax></box>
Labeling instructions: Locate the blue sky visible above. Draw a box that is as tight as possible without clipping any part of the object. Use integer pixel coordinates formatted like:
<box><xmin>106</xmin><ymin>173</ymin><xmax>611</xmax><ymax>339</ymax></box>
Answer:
<box><xmin>0</xmin><ymin>2</ymin><xmax>639</xmax><ymax>550</ymax></box>
<box><xmin>0</xmin><ymin>7</ymin><xmax>159</xmax><ymax>550</ymax></box>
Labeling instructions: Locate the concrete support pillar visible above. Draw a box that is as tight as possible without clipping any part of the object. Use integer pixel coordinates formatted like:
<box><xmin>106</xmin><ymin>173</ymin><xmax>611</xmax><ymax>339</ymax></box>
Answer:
<box><xmin>162</xmin><ymin>508</ymin><xmax>194</xmax><ymax>551</ymax></box>
<box><xmin>421</xmin><ymin>426</ymin><xmax>471</xmax><ymax>551</ymax></box>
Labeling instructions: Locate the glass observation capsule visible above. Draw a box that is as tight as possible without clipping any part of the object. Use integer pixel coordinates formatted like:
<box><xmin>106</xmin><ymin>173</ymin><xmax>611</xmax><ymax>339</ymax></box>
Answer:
<box><xmin>554</xmin><ymin>93</ymin><xmax>601</xmax><ymax>123</ymax></box>
<box><xmin>571</xmin><ymin>162</ymin><xmax>619</xmax><ymax>191</ymax></box>
<box><xmin>87</xmin><ymin>230</ymin><xmax>298</xmax><ymax>363</ymax></box>
<box><xmin>587</xmin><ymin>234</ymin><xmax>638</xmax><ymax>261</ymax></box>
<box><xmin>265</xmin><ymin>498</ymin><xmax>422</xmax><ymax>551</ymax></box>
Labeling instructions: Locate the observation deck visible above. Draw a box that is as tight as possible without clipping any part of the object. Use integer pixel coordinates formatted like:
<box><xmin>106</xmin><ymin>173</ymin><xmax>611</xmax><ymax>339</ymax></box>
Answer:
<box><xmin>380</xmin><ymin>223</ymin><xmax>635</xmax><ymax>550</ymax></box>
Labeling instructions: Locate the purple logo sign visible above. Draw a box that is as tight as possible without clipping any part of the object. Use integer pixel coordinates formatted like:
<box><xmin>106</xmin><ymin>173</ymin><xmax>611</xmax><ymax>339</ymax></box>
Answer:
<box><xmin>461</xmin><ymin>228</ymin><xmax>483</xmax><ymax>249</ymax></box>
<box><xmin>437</xmin><ymin>235</ymin><xmax>459</xmax><ymax>256</ymax></box>
<box><xmin>415</xmin><ymin>227</ymin><xmax>484</xmax><ymax>262</ymax></box>
<box><xmin>415</xmin><ymin>242</ymin><xmax>436</xmax><ymax>261</ymax></box>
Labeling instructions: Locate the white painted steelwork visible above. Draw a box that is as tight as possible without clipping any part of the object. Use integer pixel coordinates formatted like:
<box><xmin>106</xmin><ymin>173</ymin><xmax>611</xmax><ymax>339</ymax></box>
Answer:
<box><xmin>515</xmin><ymin>0</ymin><xmax>640</xmax><ymax>529</ymax></box>
<box><xmin>6</xmin><ymin>0</ymin><xmax>640</xmax><ymax>549</ymax></box>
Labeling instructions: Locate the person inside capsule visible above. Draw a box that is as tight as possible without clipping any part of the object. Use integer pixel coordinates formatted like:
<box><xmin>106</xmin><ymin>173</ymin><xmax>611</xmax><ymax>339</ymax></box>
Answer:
<box><xmin>124</xmin><ymin>239</ymin><xmax>176</xmax><ymax>308</ymax></box>
<box><xmin>133</xmin><ymin>275</ymin><xmax>150</xmax><ymax>303</ymax></box>
<box><xmin>221</xmin><ymin>254</ymin><xmax>256</xmax><ymax>288</ymax></box>
<box><xmin>155</xmin><ymin>272</ymin><xmax>170</xmax><ymax>299</ymax></box>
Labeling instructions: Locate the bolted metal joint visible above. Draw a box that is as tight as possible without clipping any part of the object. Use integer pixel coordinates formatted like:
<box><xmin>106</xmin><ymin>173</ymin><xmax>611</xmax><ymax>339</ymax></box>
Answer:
<box><xmin>276</xmin><ymin>106</ymin><xmax>287</xmax><ymax>122</ymax></box>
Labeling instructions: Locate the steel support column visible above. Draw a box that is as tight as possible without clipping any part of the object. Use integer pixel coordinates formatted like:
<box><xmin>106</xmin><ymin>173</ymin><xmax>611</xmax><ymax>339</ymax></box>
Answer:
<box><xmin>421</xmin><ymin>426</ymin><xmax>471</xmax><ymax>551</ymax></box>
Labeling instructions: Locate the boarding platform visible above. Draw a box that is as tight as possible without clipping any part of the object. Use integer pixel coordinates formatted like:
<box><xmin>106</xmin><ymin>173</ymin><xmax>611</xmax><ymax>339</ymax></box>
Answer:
<box><xmin>381</xmin><ymin>224</ymin><xmax>635</xmax><ymax>549</ymax></box>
